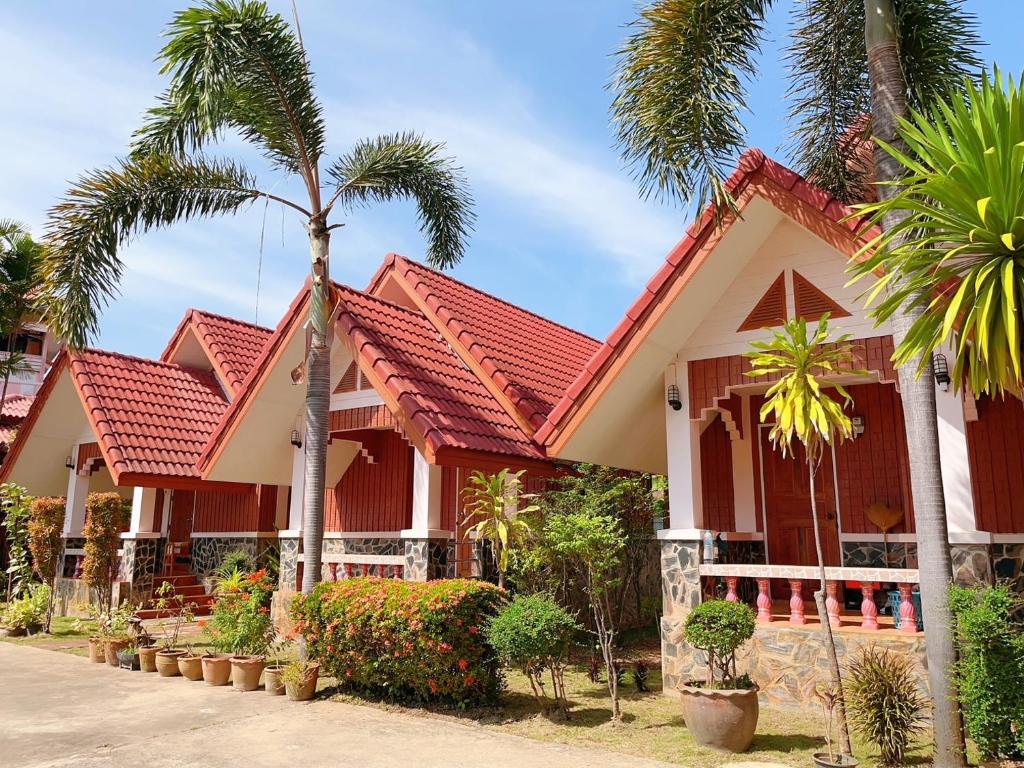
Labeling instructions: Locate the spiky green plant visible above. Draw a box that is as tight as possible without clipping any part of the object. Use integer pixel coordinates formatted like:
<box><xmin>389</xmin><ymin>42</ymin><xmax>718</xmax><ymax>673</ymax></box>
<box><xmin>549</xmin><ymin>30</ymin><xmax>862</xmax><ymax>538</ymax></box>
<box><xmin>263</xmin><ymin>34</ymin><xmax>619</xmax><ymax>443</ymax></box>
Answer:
<box><xmin>462</xmin><ymin>469</ymin><xmax>538</xmax><ymax>590</ymax></box>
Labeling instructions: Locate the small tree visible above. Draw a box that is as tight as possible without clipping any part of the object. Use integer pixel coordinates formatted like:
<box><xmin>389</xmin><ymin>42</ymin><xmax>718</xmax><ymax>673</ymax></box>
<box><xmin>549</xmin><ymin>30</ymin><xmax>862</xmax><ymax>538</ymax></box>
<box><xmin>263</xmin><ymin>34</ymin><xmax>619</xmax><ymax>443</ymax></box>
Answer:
<box><xmin>82</xmin><ymin>492</ymin><xmax>129</xmax><ymax>612</ymax></box>
<box><xmin>1</xmin><ymin>482</ymin><xmax>33</xmax><ymax>601</ymax></box>
<box><xmin>28</xmin><ymin>497</ymin><xmax>65</xmax><ymax>633</ymax></box>
<box><xmin>462</xmin><ymin>469</ymin><xmax>537</xmax><ymax>589</ymax></box>
<box><xmin>746</xmin><ymin>315</ymin><xmax>860</xmax><ymax>756</ymax></box>
<box><xmin>544</xmin><ymin>508</ymin><xmax>626</xmax><ymax>721</ymax></box>
<box><xmin>683</xmin><ymin>600</ymin><xmax>756</xmax><ymax>689</ymax></box>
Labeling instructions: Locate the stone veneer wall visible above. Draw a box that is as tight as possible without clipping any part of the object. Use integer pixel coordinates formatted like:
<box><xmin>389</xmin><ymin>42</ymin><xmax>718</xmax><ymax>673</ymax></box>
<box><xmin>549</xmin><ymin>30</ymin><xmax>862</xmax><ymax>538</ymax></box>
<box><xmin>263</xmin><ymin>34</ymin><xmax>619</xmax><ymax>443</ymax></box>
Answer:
<box><xmin>120</xmin><ymin>537</ymin><xmax>161</xmax><ymax>603</ymax></box>
<box><xmin>842</xmin><ymin>541</ymin><xmax>918</xmax><ymax>569</ymax></box>
<box><xmin>660</xmin><ymin>539</ymin><xmax>703</xmax><ymax>695</ymax></box>
<box><xmin>190</xmin><ymin>535</ymin><xmax>280</xmax><ymax>585</ymax></box>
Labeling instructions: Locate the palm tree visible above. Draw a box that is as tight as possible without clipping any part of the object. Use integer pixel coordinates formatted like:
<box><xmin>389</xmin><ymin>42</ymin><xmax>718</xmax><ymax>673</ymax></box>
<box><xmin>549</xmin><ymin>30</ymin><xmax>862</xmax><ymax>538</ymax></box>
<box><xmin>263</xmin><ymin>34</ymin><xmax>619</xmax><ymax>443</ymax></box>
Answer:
<box><xmin>41</xmin><ymin>1</ymin><xmax>474</xmax><ymax>596</ymax></box>
<box><xmin>747</xmin><ymin>315</ymin><xmax>859</xmax><ymax>757</ymax></box>
<box><xmin>0</xmin><ymin>221</ymin><xmax>45</xmax><ymax>408</ymax></box>
<box><xmin>611</xmin><ymin>3</ymin><xmax>980</xmax><ymax>761</ymax></box>
<box><xmin>462</xmin><ymin>469</ymin><xmax>537</xmax><ymax>589</ymax></box>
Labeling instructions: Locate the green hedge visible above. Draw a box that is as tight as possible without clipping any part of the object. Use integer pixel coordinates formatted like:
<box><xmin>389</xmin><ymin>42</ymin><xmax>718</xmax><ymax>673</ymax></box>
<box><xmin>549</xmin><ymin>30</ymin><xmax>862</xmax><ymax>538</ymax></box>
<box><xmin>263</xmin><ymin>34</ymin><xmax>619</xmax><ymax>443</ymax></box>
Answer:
<box><xmin>291</xmin><ymin>578</ymin><xmax>503</xmax><ymax>707</ymax></box>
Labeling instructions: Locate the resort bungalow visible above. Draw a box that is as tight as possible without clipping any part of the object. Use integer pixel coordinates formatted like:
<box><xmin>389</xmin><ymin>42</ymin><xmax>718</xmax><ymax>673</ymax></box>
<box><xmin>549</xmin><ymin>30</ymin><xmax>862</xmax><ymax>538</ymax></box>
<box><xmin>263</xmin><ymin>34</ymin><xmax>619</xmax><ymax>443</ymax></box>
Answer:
<box><xmin>535</xmin><ymin>150</ymin><xmax>1024</xmax><ymax>707</ymax></box>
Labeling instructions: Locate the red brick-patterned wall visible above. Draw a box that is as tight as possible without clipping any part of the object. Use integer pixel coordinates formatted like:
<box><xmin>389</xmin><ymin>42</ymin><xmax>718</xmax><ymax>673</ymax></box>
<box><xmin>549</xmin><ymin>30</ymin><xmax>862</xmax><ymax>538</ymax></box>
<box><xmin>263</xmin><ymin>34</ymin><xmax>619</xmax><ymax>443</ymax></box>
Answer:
<box><xmin>967</xmin><ymin>394</ymin><xmax>1024</xmax><ymax>533</ymax></box>
<box><xmin>325</xmin><ymin>430</ymin><xmax>413</xmax><ymax>532</ymax></box>
<box><xmin>700</xmin><ymin>413</ymin><xmax>735</xmax><ymax>531</ymax></box>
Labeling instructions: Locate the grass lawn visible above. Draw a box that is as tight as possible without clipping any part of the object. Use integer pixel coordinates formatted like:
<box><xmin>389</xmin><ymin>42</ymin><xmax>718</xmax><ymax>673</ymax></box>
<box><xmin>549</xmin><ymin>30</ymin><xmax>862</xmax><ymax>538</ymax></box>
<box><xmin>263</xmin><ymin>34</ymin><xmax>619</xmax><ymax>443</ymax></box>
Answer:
<box><xmin>0</xmin><ymin>615</ymin><xmax>98</xmax><ymax>656</ymax></box>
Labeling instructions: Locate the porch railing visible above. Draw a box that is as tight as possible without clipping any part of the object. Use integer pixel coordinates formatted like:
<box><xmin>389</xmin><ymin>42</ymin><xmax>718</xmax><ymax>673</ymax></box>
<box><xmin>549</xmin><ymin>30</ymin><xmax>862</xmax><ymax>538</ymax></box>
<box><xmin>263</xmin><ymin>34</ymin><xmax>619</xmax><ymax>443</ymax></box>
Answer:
<box><xmin>698</xmin><ymin>563</ymin><xmax>922</xmax><ymax>633</ymax></box>
<box><xmin>297</xmin><ymin>552</ymin><xmax>405</xmax><ymax>579</ymax></box>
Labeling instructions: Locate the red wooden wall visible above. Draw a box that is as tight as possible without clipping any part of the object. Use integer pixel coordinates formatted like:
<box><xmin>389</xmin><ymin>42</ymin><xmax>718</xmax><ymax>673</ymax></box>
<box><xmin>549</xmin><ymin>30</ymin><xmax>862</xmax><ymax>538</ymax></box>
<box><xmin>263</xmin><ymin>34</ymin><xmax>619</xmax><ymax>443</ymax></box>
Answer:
<box><xmin>833</xmin><ymin>382</ymin><xmax>915</xmax><ymax>534</ymax></box>
<box><xmin>967</xmin><ymin>394</ymin><xmax>1024</xmax><ymax>533</ymax></box>
<box><xmin>700</xmin><ymin>413</ymin><xmax>735</xmax><ymax>531</ymax></box>
<box><xmin>170</xmin><ymin>485</ymin><xmax>271</xmax><ymax>536</ymax></box>
<box><xmin>324</xmin><ymin>430</ymin><xmax>413</xmax><ymax>532</ymax></box>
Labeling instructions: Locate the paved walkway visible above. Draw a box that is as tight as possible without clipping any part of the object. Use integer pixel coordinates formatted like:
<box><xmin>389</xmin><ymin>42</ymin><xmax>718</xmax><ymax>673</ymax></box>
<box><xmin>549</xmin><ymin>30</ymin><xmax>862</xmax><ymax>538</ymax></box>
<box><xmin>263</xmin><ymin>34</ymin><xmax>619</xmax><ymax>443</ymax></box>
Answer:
<box><xmin>1</xmin><ymin>643</ymin><xmax>677</xmax><ymax>768</ymax></box>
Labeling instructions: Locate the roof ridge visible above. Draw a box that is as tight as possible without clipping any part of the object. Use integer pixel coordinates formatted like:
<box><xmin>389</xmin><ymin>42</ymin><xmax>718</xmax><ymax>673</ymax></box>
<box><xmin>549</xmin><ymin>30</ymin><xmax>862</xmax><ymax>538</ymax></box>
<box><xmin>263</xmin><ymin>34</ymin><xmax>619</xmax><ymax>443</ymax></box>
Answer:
<box><xmin>188</xmin><ymin>307</ymin><xmax>273</xmax><ymax>333</ymax></box>
<box><xmin>393</xmin><ymin>254</ymin><xmax>600</xmax><ymax>344</ymax></box>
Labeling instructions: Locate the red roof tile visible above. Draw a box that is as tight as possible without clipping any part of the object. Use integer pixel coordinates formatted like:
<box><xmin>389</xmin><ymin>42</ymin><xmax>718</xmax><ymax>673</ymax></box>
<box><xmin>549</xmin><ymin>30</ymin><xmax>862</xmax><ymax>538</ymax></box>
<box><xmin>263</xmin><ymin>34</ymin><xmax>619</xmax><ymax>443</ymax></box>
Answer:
<box><xmin>535</xmin><ymin>149</ymin><xmax>878</xmax><ymax>447</ymax></box>
<box><xmin>162</xmin><ymin>309</ymin><xmax>272</xmax><ymax>393</ymax></box>
<box><xmin>1</xmin><ymin>394</ymin><xmax>34</xmax><ymax>422</ymax></box>
<box><xmin>375</xmin><ymin>255</ymin><xmax>600</xmax><ymax>431</ymax></box>
<box><xmin>70</xmin><ymin>349</ymin><xmax>229</xmax><ymax>480</ymax></box>
<box><xmin>334</xmin><ymin>284</ymin><xmax>544</xmax><ymax>460</ymax></box>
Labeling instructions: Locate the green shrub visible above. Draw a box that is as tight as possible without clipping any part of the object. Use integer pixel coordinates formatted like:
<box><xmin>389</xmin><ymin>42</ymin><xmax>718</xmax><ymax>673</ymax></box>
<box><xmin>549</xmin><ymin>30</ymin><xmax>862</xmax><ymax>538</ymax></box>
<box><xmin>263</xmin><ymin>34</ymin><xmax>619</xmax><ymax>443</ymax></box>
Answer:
<box><xmin>209</xmin><ymin>568</ymin><xmax>275</xmax><ymax>656</ymax></box>
<box><xmin>487</xmin><ymin>593</ymin><xmax>581</xmax><ymax>714</ymax></box>
<box><xmin>291</xmin><ymin>577</ymin><xmax>503</xmax><ymax>707</ymax></box>
<box><xmin>844</xmin><ymin>646</ymin><xmax>927</xmax><ymax>766</ymax></box>
<box><xmin>1</xmin><ymin>583</ymin><xmax>49</xmax><ymax>630</ymax></box>
<box><xmin>82</xmin><ymin>492</ymin><xmax>129</xmax><ymax>610</ymax></box>
<box><xmin>949</xmin><ymin>584</ymin><xmax>1024</xmax><ymax>760</ymax></box>
<box><xmin>217</xmin><ymin>549</ymin><xmax>255</xmax><ymax>580</ymax></box>
<box><xmin>1</xmin><ymin>482</ymin><xmax>33</xmax><ymax>600</ymax></box>
<box><xmin>683</xmin><ymin>599</ymin><xmax>756</xmax><ymax>689</ymax></box>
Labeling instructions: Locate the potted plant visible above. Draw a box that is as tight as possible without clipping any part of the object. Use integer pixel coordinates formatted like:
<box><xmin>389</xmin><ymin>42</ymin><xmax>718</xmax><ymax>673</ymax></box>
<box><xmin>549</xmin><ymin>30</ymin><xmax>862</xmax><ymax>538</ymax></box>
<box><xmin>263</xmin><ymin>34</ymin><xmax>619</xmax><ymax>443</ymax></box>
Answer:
<box><xmin>209</xmin><ymin>568</ymin><xmax>276</xmax><ymax>692</ymax></box>
<box><xmin>282</xmin><ymin>660</ymin><xmax>320</xmax><ymax>701</ymax></box>
<box><xmin>101</xmin><ymin>601</ymin><xmax>139</xmax><ymax>667</ymax></box>
<box><xmin>138</xmin><ymin>636</ymin><xmax>159</xmax><ymax>673</ymax></box>
<box><xmin>151</xmin><ymin>581</ymin><xmax>195</xmax><ymax>677</ymax></box>
<box><xmin>263</xmin><ymin>641</ymin><xmax>292</xmax><ymax>696</ymax></box>
<box><xmin>815</xmin><ymin>684</ymin><xmax>859</xmax><ymax>767</ymax></box>
<box><xmin>117</xmin><ymin>644</ymin><xmax>140</xmax><ymax>671</ymax></box>
<box><xmin>201</xmin><ymin>650</ymin><xmax>233</xmax><ymax>686</ymax></box>
<box><xmin>678</xmin><ymin>599</ymin><xmax>759</xmax><ymax>752</ymax></box>
<box><xmin>177</xmin><ymin>645</ymin><xmax>204</xmax><ymax>681</ymax></box>
<box><xmin>0</xmin><ymin>584</ymin><xmax>49</xmax><ymax>637</ymax></box>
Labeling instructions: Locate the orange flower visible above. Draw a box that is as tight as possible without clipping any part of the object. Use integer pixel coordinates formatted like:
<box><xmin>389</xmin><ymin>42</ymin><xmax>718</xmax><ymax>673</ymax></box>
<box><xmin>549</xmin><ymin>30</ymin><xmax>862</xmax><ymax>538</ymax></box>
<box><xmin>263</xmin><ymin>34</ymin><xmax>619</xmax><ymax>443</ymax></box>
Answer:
<box><xmin>197</xmin><ymin>619</ymin><xmax>208</xmax><ymax>629</ymax></box>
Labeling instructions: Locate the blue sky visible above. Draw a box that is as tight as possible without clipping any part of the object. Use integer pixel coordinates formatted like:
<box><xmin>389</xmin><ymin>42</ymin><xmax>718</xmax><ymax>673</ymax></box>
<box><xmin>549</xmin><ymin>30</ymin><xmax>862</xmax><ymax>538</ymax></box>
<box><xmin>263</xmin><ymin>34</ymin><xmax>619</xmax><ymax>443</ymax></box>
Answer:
<box><xmin>2</xmin><ymin>1</ymin><xmax>1022</xmax><ymax>357</ymax></box>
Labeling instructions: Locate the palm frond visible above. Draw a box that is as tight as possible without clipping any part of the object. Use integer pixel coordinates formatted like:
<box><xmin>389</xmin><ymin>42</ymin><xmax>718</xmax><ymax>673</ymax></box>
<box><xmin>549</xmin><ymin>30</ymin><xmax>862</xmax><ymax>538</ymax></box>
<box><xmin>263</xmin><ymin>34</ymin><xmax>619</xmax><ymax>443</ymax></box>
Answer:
<box><xmin>610</xmin><ymin>0</ymin><xmax>772</xmax><ymax>212</ymax></box>
<box><xmin>43</xmin><ymin>154</ymin><xmax>260</xmax><ymax>348</ymax></box>
<box><xmin>326</xmin><ymin>133</ymin><xmax>474</xmax><ymax>269</ymax></box>
<box><xmin>896</xmin><ymin>0</ymin><xmax>982</xmax><ymax>112</ymax></box>
<box><xmin>785</xmin><ymin>0</ymin><xmax>870</xmax><ymax>203</ymax></box>
<box><xmin>131</xmin><ymin>0</ymin><xmax>325</xmax><ymax>186</ymax></box>
<box><xmin>0</xmin><ymin>222</ymin><xmax>46</xmax><ymax>335</ymax></box>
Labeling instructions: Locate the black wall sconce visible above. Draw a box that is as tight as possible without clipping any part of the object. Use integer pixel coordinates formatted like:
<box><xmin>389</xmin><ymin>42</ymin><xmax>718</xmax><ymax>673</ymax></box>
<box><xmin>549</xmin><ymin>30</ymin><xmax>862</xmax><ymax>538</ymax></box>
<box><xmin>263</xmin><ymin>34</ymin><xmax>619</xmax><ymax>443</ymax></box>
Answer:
<box><xmin>290</xmin><ymin>429</ymin><xmax>303</xmax><ymax>448</ymax></box>
<box><xmin>933</xmin><ymin>353</ymin><xmax>951</xmax><ymax>392</ymax></box>
<box><xmin>667</xmin><ymin>384</ymin><xmax>682</xmax><ymax>411</ymax></box>
<box><xmin>851</xmin><ymin>415</ymin><xmax>865</xmax><ymax>438</ymax></box>
<box><xmin>64</xmin><ymin>455</ymin><xmax>74</xmax><ymax>470</ymax></box>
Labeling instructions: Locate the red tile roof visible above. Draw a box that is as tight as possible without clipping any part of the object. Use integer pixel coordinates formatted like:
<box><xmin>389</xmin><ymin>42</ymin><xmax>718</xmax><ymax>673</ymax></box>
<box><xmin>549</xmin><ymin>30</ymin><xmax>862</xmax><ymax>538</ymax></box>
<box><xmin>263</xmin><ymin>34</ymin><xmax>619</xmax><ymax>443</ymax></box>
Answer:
<box><xmin>1</xmin><ymin>394</ymin><xmax>34</xmax><ymax>422</ymax></box>
<box><xmin>71</xmin><ymin>349</ymin><xmax>229</xmax><ymax>480</ymax></box>
<box><xmin>535</xmin><ymin>149</ymin><xmax>878</xmax><ymax>447</ymax></box>
<box><xmin>161</xmin><ymin>309</ymin><xmax>272</xmax><ymax>393</ymax></box>
<box><xmin>372</xmin><ymin>255</ymin><xmax>600</xmax><ymax>431</ymax></box>
<box><xmin>335</xmin><ymin>284</ymin><xmax>544</xmax><ymax>460</ymax></box>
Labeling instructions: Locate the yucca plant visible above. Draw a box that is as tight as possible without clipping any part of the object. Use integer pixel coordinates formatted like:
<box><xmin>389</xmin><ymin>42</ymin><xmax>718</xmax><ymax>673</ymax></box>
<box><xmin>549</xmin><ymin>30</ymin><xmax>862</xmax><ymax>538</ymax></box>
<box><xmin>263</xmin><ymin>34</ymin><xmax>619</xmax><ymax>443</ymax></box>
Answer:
<box><xmin>462</xmin><ymin>469</ymin><xmax>538</xmax><ymax>590</ymax></box>
<box><xmin>852</xmin><ymin>68</ymin><xmax>1024</xmax><ymax>397</ymax></box>
<box><xmin>845</xmin><ymin>646</ymin><xmax>928</xmax><ymax>766</ymax></box>
<box><xmin>746</xmin><ymin>314</ymin><xmax>861</xmax><ymax>755</ymax></box>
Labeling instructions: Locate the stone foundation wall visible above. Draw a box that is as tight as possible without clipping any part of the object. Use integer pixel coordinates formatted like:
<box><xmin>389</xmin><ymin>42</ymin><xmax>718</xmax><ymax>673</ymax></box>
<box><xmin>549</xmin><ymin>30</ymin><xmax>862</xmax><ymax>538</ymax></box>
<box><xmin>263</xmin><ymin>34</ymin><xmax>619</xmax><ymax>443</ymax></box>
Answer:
<box><xmin>842</xmin><ymin>541</ymin><xmax>917</xmax><ymax>569</ymax></box>
<box><xmin>52</xmin><ymin>577</ymin><xmax>131</xmax><ymax>617</ymax></box>
<box><xmin>189</xmin><ymin>535</ymin><xmax>280</xmax><ymax>586</ymax></box>
<box><xmin>120</xmin><ymin>538</ymin><xmax>160</xmax><ymax>603</ymax></box>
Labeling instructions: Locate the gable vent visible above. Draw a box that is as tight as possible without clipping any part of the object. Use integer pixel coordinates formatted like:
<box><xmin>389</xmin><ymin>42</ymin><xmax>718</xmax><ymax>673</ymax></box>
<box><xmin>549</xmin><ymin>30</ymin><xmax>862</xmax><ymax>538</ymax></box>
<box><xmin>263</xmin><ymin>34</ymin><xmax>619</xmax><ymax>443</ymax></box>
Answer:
<box><xmin>792</xmin><ymin>270</ymin><xmax>851</xmax><ymax>322</ymax></box>
<box><xmin>334</xmin><ymin>362</ymin><xmax>359</xmax><ymax>394</ymax></box>
<box><xmin>737</xmin><ymin>272</ymin><xmax>788</xmax><ymax>332</ymax></box>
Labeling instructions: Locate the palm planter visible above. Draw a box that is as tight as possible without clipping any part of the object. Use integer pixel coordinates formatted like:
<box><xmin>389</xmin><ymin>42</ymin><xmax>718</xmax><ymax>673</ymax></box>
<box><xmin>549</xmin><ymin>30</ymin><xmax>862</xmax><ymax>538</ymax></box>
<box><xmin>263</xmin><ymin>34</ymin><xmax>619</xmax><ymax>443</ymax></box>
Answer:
<box><xmin>230</xmin><ymin>656</ymin><xmax>266</xmax><ymax>692</ymax></box>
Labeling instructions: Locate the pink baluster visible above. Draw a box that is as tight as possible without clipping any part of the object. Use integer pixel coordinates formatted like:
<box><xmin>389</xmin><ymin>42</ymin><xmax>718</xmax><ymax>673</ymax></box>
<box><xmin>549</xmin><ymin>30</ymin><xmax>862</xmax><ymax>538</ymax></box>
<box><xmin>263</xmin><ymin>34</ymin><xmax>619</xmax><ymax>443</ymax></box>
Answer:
<box><xmin>329</xmin><ymin>563</ymin><xmax>339</xmax><ymax>582</ymax></box>
<box><xmin>860</xmin><ymin>584</ymin><xmax>879</xmax><ymax>630</ymax></box>
<box><xmin>789</xmin><ymin>580</ymin><xmax>806</xmax><ymax>625</ymax></box>
<box><xmin>898</xmin><ymin>583</ymin><xmax>918</xmax><ymax>634</ymax></box>
<box><xmin>725</xmin><ymin>576</ymin><xmax>740</xmax><ymax>603</ymax></box>
<box><xmin>344</xmin><ymin>563</ymin><xmax>354</xmax><ymax>579</ymax></box>
<box><xmin>756</xmin><ymin>578</ymin><xmax>773</xmax><ymax>623</ymax></box>
<box><xmin>391</xmin><ymin>564</ymin><xmax>402</xmax><ymax>579</ymax></box>
<box><xmin>825</xmin><ymin>581</ymin><xmax>842</xmax><ymax>629</ymax></box>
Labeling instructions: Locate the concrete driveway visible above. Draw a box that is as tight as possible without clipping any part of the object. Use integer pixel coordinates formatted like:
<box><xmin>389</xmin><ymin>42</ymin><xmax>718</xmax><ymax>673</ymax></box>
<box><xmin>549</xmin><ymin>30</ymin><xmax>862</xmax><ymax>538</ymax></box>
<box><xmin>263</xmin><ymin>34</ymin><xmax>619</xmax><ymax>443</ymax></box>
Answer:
<box><xmin>1</xmin><ymin>643</ymin><xmax>676</xmax><ymax>768</ymax></box>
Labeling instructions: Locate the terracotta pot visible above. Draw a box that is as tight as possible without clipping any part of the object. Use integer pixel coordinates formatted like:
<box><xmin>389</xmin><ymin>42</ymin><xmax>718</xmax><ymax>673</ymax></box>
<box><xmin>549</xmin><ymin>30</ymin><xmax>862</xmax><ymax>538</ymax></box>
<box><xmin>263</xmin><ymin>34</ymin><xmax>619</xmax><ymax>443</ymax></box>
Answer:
<box><xmin>138</xmin><ymin>645</ymin><xmax>159</xmax><ymax>673</ymax></box>
<box><xmin>285</xmin><ymin>664</ymin><xmax>320</xmax><ymax>702</ymax></box>
<box><xmin>678</xmin><ymin>682</ymin><xmax>759</xmax><ymax>753</ymax></box>
<box><xmin>812</xmin><ymin>754</ymin><xmax>859</xmax><ymax>768</ymax></box>
<box><xmin>87</xmin><ymin>637</ymin><xmax>105</xmax><ymax>663</ymax></box>
<box><xmin>105</xmin><ymin>639</ymin><xmax>130</xmax><ymax>667</ymax></box>
<box><xmin>155</xmin><ymin>649</ymin><xmax>186</xmax><ymax>677</ymax></box>
<box><xmin>178</xmin><ymin>655</ymin><xmax>204</xmax><ymax>681</ymax></box>
<box><xmin>201</xmin><ymin>654</ymin><xmax>232</xmax><ymax>686</ymax></box>
<box><xmin>264</xmin><ymin>665</ymin><xmax>286</xmax><ymax>696</ymax></box>
<box><xmin>231</xmin><ymin>656</ymin><xmax>266</xmax><ymax>692</ymax></box>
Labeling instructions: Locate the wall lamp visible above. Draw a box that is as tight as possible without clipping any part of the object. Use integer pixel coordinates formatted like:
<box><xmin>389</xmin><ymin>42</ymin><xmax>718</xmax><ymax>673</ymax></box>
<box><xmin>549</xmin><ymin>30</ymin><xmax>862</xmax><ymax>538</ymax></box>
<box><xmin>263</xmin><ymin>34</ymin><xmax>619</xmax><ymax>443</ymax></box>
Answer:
<box><xmin>64</xmin><ymin>455</ymin><xmax>75</xmax><ymax>470</ymax></box>
<box><xmin>851</xmin><ymin>415</ymin><xmax>866</xmax><ymax>439</ymax></box>
<box><xmin>290</xmin><ymin>429</ymin><xmax>303</xmax><ymax>448</ymax></box>
<box><xmin>667</xmin><ymin>384</ymin><xmax>682</xmax><ymax>411</ymax></box>
<box><xmin>932</xmin><ymin>353</ymin><xmax>951</xmax><ymax>392</ymax></box>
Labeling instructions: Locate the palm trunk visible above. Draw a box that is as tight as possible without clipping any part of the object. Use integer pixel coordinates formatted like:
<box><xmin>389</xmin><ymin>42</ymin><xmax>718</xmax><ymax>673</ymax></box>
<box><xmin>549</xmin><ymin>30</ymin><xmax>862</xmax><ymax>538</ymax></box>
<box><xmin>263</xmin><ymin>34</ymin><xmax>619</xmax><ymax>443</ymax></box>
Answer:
<box><xmin>0</xmin><ymin>331</ymin><xmax>16</xmax><ymax>413</ymax></box>
<box><xmin>808</xmin><ymin>459</ymin><xmax>852</xmax><ymax>756</ymax></box>
<box><xmin>300</xmin><ymin>221</ymin><xmax>331</xmax><ymax>596</ymax></box>
<box><xmin>864</xmin><ymin>2</ymin><xmax>967</xmax><ymax>764</ymax></box>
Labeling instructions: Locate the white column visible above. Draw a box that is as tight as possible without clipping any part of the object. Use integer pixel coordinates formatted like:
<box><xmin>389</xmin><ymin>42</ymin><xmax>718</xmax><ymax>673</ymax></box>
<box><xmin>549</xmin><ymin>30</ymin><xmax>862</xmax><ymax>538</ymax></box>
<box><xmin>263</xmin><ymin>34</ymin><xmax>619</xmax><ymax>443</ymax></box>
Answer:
<box><xmin>62</xmin><ymin>463</ymin><xmax>90</xmax><ymax>537</ymax></box>
<box><xmin>404</xmin><ymin>448</ymin><xmax>442</xmax><ymax>537</ymax></box>
<box><xmin>663</xmin><ymin>364</ymin><xmax>703</xmax><ymax>538</ymax></box>
<box><xmin>732</xmin><ymin>394</ymin><xmax>758</xmax><ymax>532</ymax></box>
<box><xmin>159</xmin><ymin>490</ymin><xmax>172</xmax><ymax>537</ymax></box>
<box><xmin>129</xmin><ymin>486</ymin><xmax>159</xmax><ymax>534</ymax></box>
<box><xmin>936</xmin><ymin>382</ymin><xmax>985</xmax><ymax>542</ymax></box>
<box><xmin>287</xmin><ymin>441</ymin><xmax>305</xmax><ymax>532</ymax></box>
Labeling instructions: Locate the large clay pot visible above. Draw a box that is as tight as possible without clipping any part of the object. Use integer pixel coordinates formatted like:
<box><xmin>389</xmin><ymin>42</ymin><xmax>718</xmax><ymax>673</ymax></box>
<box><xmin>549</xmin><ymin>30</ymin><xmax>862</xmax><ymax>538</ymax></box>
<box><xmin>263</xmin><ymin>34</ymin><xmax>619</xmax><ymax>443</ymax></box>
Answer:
<box><xmin>87</xmin><ymin>637</ymin><xmax>105</xmax><ymax>663</ymax></box>
<box><xmin>285</xmin><ymin>663</ymin><xmax>320</xmax><ymax>702</ymax></box>
<box><xmin>678</xmin><ymin>682</ymin><xmax>759</xmax><ymax>752</ymax></box>
<box><xmin>202</xmin><ymin>654</ymin><xmax>232</xmax><ymax>686</ymax></box>
<box><xmin>178</xmin><ymin>655</ymin><xmax>204</xmax><ymax>681</ymax></box>
<box><xmin>231</xmin><ymin>656</ymin><xmax>266</xmax><ymax>692</ymax></box>
<box><xmin>264</xmin><ymin>665</ymin><xmax>286</xmax><ymax>696</ymax></box>
<box><xmin>813</xmin><ymin>753</ymin><xmax>859</xmax><ymax>768</ymax></box>
<box><xmin>155</xmin><ymin>649</ymin><xmax>186</xmax><ymax>677</ymax></box>
<box><xmin>138</xmin><ymin>645</ymin><xmax>159</xmax><ymax>673</ymax></box>
<box><xmin>105</xmin><ymin>639</ymin><xmax>130</xmax><ymax>667</ymax></box>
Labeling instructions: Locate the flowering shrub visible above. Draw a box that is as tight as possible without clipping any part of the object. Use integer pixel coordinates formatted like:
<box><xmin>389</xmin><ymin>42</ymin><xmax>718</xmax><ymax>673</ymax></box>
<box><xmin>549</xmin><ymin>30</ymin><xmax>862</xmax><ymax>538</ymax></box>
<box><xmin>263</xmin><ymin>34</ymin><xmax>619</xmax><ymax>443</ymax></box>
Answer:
<box><xmin>291</xmin><ymin>578</ymin><xmax>503</xmax><ymax>707</ymax></box>
<box><xmin>209</xmin><ymin>568</ymin><xmax>275</xmax><ymax>656</ymax></box>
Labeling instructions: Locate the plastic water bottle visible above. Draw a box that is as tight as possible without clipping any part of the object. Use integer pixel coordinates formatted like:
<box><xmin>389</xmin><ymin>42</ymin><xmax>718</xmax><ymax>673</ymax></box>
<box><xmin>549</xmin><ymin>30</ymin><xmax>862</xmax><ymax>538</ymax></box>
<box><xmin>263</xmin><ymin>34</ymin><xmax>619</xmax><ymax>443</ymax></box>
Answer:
<box><xmin>703</xmin><ymin>529</ymin><xmax>715</xmax><ymax>564</ymax></box>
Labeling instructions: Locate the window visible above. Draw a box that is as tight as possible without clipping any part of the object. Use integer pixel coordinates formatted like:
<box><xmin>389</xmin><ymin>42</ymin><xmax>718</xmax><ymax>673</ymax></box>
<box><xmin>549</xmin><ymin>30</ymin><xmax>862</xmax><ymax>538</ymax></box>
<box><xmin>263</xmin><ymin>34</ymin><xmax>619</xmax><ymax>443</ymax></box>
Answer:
<box><xmin>0</xmin><ymin>330</ymin><xmax>44</xmax><ymax>356</ymax></box>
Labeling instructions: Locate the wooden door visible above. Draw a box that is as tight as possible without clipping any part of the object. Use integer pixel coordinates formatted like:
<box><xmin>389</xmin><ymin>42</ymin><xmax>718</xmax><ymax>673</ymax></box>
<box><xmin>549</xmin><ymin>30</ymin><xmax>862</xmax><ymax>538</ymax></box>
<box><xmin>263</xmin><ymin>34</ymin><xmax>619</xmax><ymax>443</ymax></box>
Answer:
<box><xmin>759</xmin><ymin>426</ymin><xmax>841</xmax><ymax>567</ymax></box>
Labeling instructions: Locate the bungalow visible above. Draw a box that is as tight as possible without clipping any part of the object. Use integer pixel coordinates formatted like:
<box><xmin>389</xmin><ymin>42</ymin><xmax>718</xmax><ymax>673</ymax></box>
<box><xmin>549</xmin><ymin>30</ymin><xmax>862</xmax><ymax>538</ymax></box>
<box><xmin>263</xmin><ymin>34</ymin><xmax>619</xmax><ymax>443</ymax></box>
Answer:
<box><xmin>0</xmin><ymin>254</ymin><xmax>599</xmax><ymax>610</ymax></box>
<box><xmin>535</xmin><ymin>149</ymin><xmax>1024</xmax><ymax>707</ymax></box>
